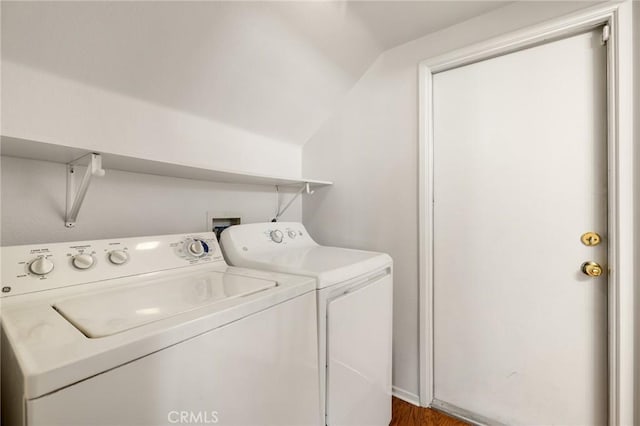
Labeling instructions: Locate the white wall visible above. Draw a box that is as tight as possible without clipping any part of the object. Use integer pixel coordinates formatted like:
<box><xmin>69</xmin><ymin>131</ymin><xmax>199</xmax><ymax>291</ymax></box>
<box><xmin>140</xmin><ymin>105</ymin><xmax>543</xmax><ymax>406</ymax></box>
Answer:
<box><xmin>1</xmin><ymin>2</ymin><xmax>308</xmax><ymax>247</ymax></box>
<box><xmin>634</xmin><ymin>1</ymin><xmax>640</xmax><ymax>420</ymax></box>
<box><xmin>302</xmin><ymin>1</ymin><xmax>616</xmax><ymax>402</ymax></box>
<box><xmin>3</xmin><ymin>1</ymin><xmax>336</xmax><ymax>177</ymax></box>
<box><xmin>0</xmin><ymin>1</ymin><xmax>507</xmax><ymax>158</ymax></box>
<box><xmin>1</xmin><ymin>61</ymin><xmax>303</xmax><ymax>178</ymax></box>
<box><xmin>1</xmin><ymin>156</ymin><xmax>300</xmax><ymax>246</ymax></box>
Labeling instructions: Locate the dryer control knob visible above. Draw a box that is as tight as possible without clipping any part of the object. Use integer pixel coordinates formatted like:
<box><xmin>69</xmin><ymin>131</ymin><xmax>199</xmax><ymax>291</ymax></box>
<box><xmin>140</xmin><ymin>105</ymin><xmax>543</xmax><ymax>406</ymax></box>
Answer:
<box><xmin>109</xmin><ymin>250</ymin><xmax>129</xmax><ymax>265</ymax></box>
<box><xmin>287</xmin><ymin>230</ymin><xmax>297</xmax><ymax>239</ymax></box>
<box><xmin>29</xmin><ymin>257</ymin><xmax>54</xmax><ymax>275</ymax></box>
<box><xmin>72</xmin><ymin>254</ymin><xmax>95</xmax><ymax>270</ymax></box>
<box><xmin>270</xmin><ymin>230</ymin><xmax>284</xmax><ymax>243</ymax></box>
<box><xmin>188</xmin><ymin>240</ymin><xmax>205</xmax><ymax>257</ymax></box>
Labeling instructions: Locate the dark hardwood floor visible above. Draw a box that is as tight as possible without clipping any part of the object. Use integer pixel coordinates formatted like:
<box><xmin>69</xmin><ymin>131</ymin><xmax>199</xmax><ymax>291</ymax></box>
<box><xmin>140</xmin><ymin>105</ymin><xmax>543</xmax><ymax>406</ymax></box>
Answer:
<box><xmin>390</xmin><ymin>397</ymin><xmax>468</xmax><ymax>426</ymax></box>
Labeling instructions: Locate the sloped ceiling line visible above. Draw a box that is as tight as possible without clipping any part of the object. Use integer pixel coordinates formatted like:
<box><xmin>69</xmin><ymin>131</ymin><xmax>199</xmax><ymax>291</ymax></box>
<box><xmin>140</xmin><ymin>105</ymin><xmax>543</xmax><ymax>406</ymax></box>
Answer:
<box><xmin>1</xmin><ymin>1</ymin><xmax>506</xmax><ymax>147</ymax></box>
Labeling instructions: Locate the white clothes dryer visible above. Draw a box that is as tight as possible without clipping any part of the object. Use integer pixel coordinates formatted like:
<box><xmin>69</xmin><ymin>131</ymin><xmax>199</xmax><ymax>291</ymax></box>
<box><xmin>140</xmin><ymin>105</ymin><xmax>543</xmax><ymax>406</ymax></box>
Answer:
<box><xmin>220</xmin><ymin>222</ymin><xmax>393</xmax><ymax>426</ymax></box>
<box><xmin>1</xmin><ymin>232</ymin><xmax>320</xmax><ymax>426</ymax></box>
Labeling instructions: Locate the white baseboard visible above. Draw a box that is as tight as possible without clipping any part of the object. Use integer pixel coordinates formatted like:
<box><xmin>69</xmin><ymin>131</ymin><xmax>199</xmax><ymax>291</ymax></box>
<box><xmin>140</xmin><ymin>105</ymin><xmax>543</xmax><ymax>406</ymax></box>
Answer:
<box><xmin>431</xmin><ymin>399</ymin><xmax>496</xmax><ymax>426</ymax></box>
<box><xmin>392</xmin><ymin>386</ymin><xmax>421</xmax><ymax>406</ymax></box>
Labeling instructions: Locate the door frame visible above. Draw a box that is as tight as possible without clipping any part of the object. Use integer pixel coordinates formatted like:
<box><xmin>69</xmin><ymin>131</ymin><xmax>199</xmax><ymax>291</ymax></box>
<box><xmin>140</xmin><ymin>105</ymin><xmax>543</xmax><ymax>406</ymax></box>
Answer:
<box><xmin>417</xmin><ymin>2</ymin><xmax>635</xmax><ymax>425</ymax></box>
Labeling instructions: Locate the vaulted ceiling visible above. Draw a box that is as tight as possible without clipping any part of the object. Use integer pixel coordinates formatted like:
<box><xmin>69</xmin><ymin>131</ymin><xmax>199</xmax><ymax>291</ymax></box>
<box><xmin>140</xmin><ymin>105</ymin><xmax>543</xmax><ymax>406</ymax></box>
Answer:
<box><xmin>2</xmin><ymin>1</ymin><xmax>506</xmax><ymax>146</ymax></box>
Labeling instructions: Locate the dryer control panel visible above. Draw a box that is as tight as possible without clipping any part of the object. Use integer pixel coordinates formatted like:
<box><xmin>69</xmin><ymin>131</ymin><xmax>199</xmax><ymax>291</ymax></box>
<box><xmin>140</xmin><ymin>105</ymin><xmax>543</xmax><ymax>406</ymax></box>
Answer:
<box><xmin>221</xmin><ymin>222</ymin><xmax>317</xmax><ymax>251</ymax></box>
<box><xmin>1</xmin><ymin>232</ymin><xmax>223</xmax><ymax>297</ymax></box>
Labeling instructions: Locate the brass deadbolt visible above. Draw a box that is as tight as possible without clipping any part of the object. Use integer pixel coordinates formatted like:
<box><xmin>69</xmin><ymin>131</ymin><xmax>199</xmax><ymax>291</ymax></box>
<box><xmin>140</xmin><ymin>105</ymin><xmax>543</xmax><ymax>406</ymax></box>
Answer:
<box><xmin>581</xmin><ymin>232</ymin><xmax>601</xmax><ymax>247</ymax></box>
<box><xmin>581</xmin><ymin>261</ymin><xmax>603</xmax><ymax>277</ymax></box>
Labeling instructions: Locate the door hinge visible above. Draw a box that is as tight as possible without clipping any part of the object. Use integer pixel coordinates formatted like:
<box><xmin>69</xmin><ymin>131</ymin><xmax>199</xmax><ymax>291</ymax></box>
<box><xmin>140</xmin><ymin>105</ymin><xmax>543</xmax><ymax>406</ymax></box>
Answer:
<box><xmin>601</xmin><ymin>25</ymin><xmax>610</xmax><ymax>45</ymax></box>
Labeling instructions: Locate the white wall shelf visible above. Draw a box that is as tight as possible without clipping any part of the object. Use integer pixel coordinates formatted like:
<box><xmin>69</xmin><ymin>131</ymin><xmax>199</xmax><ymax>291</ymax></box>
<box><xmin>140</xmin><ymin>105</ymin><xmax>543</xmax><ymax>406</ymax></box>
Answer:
<box><xmin>0</xmin><ymin>136</ymin><xmax>333</xmax><ymax>188</ymax></box>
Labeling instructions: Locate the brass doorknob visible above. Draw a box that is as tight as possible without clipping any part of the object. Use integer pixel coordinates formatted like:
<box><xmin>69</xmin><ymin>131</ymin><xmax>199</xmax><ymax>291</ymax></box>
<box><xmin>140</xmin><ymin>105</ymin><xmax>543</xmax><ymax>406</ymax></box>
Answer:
<box><xmin>581</xmin><ymin>261</ymin><xmax>603</xmax><ymax>277</ymax></box>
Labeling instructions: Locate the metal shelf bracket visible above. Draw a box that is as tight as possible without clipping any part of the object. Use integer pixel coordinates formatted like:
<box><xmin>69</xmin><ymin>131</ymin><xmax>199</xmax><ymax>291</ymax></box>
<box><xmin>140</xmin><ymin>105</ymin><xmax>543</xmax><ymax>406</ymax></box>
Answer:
<box><xmin>65</xmin><ymin>153</ymin><xmax>105</xmax><ymax>228</ymax></box>
<box><xmin>272</xmin><ymin>182</ymin><xmax>314</xmax><ymax>222</ymax></box>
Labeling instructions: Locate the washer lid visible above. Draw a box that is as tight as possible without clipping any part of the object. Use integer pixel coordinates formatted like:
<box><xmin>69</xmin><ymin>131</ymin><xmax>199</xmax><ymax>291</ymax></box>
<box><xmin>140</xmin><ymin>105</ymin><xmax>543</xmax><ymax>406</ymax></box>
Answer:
<box><xmin>53</xmin><ymin>271</ymin><xmax>277</xmax><ymax>338</ymax></box>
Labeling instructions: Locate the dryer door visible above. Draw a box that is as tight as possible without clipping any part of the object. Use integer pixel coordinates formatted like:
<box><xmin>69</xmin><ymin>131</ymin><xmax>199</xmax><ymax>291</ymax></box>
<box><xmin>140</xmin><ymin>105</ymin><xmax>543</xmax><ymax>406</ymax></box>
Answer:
<box><xmin>326</xmin><ymin>271</ymin><xmax>392</xmax><ymax>426</ymax></box>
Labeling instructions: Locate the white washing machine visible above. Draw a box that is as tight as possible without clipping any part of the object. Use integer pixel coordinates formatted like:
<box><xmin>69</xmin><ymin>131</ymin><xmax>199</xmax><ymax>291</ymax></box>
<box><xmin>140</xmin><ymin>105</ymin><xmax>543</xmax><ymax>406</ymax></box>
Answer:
<box><xmin>1</xmin><ymin>232</ymin><xmax>321</xmax><ymax>426</ymax></box>
<box><xmin>220</xmin><ymin>222</ymin><xmax>393</xmax><ymax>426</ymax></box>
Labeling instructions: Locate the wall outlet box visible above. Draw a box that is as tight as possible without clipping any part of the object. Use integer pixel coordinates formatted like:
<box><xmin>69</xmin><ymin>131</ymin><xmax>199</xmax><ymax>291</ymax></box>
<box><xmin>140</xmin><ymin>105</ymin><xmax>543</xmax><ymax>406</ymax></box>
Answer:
<box><xmin>206</xmin><ymin>212</ymin><xmax>242</xmax><ymax>240</ymax></box>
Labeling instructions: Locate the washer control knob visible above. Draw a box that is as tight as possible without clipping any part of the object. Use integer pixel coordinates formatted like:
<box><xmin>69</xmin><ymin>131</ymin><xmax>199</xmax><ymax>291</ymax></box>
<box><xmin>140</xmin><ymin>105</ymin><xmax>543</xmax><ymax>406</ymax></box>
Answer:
<box><xmin>29</xmin><ymin>257</ymin><xmax>55</xmax><ymax>275</ymax></box>
<box><xmin>72</xmin><ymin>254</ymin><xmax>95</xmax><ymax>270</ymax></box>
<box><xmin>287</xmin><ymin>230</ymin><xmax>297</xmax><ymax>239</ymax></box>
<box><xmin>108</xmin><ymin>250</ymin><xmax>129</xmax><ymax>265</ymax></box>
<box><xmin>188</xmin><ymin>240</ymin><xmax>205</xmax><ymax>257</ymax></box>
<box><xmin>270</xmin><ymin>230</ymin><xmax>284</xmax><ymax>243</ymax></box>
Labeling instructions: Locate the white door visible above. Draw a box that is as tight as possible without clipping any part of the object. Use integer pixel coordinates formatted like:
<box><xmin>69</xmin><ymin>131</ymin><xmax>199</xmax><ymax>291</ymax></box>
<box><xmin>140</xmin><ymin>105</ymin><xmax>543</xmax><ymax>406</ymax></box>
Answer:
<box><xmin>432</xmin><ymin>29</ymin><xmax>607</xmax><ymax>425</ymax></box>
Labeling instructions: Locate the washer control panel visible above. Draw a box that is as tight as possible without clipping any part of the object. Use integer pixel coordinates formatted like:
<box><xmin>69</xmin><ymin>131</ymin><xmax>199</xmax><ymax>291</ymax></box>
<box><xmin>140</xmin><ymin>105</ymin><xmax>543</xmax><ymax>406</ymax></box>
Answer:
<box><xmin>1</xmin><ymin>232</ymin><xmax>223</xmax><ymax>297</ymax></box>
